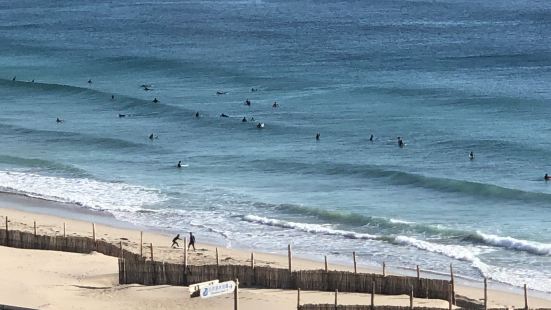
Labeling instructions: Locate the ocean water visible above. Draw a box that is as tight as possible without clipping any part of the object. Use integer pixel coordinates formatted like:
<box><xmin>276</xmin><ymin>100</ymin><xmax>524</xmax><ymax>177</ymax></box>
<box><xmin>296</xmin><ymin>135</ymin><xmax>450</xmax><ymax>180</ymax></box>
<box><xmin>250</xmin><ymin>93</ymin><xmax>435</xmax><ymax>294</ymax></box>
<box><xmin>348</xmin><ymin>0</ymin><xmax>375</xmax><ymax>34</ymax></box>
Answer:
<box><xmin>1</xmin><ymin>0</ymin><xmax>551</xmax><ymax>292</ymax></box>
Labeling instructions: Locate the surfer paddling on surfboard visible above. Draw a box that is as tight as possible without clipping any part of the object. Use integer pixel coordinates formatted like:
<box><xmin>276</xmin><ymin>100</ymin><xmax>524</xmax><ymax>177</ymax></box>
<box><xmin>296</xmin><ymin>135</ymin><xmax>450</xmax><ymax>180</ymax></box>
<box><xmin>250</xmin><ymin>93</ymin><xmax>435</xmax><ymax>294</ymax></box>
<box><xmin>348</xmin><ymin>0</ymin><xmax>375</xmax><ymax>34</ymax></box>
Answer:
<box><xmin>469</xmin><ymin>152</ymin><xmax>474</xmax><ymax>160</ymax></box>
<box><xmin>545</xmin><ymin>173</ymin><xmax>550</xmax><ymax>181</ymax></box>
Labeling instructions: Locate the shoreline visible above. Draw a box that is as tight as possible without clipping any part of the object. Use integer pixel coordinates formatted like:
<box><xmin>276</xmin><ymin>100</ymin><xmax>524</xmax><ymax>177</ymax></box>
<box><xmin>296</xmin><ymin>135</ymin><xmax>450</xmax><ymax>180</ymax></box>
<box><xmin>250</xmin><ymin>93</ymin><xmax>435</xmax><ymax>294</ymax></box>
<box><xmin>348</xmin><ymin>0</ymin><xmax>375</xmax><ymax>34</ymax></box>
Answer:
<box><xmin>1</xmin><ymin>191</ymin><xmax>550</xmax><ymax>307</ymax></box>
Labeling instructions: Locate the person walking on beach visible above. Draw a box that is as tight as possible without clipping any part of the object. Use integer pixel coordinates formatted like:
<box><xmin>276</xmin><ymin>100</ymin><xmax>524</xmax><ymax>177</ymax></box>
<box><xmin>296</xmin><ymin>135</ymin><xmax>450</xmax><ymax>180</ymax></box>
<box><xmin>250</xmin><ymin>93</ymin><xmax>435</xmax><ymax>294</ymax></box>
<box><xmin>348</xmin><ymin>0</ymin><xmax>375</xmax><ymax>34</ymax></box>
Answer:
<box><xmin>188</xmin><ymin>232</ymin><xmax>196</xmax><ymax>251</ymax></box>
<box><xmin>171</xmin><ymin>234</ymin><xmax>181</xmax><ymax>248</ymax></box>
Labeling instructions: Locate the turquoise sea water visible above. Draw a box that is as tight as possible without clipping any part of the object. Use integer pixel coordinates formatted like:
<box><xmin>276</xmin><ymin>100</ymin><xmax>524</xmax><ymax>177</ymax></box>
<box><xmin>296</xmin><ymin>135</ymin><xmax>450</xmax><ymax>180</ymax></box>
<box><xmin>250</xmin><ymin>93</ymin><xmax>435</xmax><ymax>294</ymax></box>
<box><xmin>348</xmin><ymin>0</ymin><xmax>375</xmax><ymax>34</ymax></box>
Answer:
<box><xmin>1</xmin><ymin>0</ymin><xmax>551</xmax><ymax>292</ymax></box>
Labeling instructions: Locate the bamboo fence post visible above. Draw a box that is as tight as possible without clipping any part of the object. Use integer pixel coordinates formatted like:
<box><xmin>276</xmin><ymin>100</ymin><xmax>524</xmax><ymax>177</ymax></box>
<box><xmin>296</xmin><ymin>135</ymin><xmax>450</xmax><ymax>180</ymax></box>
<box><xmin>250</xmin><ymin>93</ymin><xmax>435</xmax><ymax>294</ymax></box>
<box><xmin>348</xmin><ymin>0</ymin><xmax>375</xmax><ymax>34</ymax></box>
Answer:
<box><xmin>92</xmin><ymin>223</ymin><xmax>96</xmax><ymax>242</ymax></box>
<box><xmin>450</xmin><ymin>263</ymin><xmax>455</xmax><ymax>305</ymax></box>
<box><xmin>524</xmin><ymin>283</ymin><xmax>528</xmax><ymax>310</ymax></box>
<box><xmin>324</xmin><ymin>255</ymin><xmax>328</xmax><ymax>272</ymax></box>
<box><xmin>334</xmin><ymin>289</ymin><xmax>338</xmax><ymax>310</ymax></box>
<box><xmin>371</xmin><ymin>281</ymin><xmax>375</xmax><ymax>310</ymax></box>
<box><xmin>184</xmin><ymin>237</ymin><xmax>188</xmax><ymax>269</ymax></box>
<box><xmin>484</xmin><ymin>277</ymin><xmax>488</xmax><ymax>310</ymax></box>
<box><xmin>215</xmin><ymin>247</ymin><xmax>219</xmax><ymax>268</ymax></box>
<box><xmin>297</xmin><ymin>288</ymin><xmax>301</xmax><ymax>310</ymax></box>
<box><xmin>150</xmin><ymin>243</ymin><xmax>154</xmax><ymax>261</ymax></box>
<box><xmin>353</xmin><ymin>251</ymin><xmax>357</xmax><ymax>274</ymax></box>
<box><xmin>33</xmin><ymin>220</ymin><xmax>36</xmax><ymax>236</ymax></box>
<box><xmin>63</xmin><ymin>222</ymin><xmax>66</xmax><ymax>237</ymax></box>
<box><xmin>234</xmin><ymin>278</ymin><xmax>239</xmax><ymax>310</ymax></box>
<box><xmin>288</xmin><ymin>244</ymin><xmax>292</xmax><ymax>272</ymax></box>
<box><xmin>416</xmin><ymin>265</ymin><xmax>420</xmax><ymax>280</ymax></box>
<box><xmin>140</xmin><ymin>231</ymin><xmax>143</xmax><ymax>257</ymax></box>
<box><xmin>448</xmin><ymin>284</ymin><xmax>452</xmax><ymax>310</ymax></box>
<box><xmin>410</xmin><ymin>286</ymin><xmax>414</xmax><ymax>310</ymax></box>
<box><xmin>5</xmin><ymin>216</ymin><xmax>8</xmax><ymax>246</ymax></box>
<box><xmin>383</xmin><ymin>262</ymin><xmax>386</xmax><ymax>277</ymax></box>
<box><xmin>251</xmin><ymin>252</ymin><xmax>255</xmax><ymax>269</ymax></box>
<box><xmin>119</xmin><ymin>241</ymin><xmax>123</xmax><ymax>259</ymax></box>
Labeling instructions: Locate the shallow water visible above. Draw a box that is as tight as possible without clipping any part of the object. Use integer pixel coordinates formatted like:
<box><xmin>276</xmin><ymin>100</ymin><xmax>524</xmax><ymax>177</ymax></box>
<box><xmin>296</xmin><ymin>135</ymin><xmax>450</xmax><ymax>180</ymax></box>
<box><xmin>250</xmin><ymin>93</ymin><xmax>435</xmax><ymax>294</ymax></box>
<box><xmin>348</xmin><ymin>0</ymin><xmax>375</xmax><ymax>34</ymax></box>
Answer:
<box><xmin>1</xmin><ymin>0</ymin><xmax>551</xmax><ymax>292</ymax></box>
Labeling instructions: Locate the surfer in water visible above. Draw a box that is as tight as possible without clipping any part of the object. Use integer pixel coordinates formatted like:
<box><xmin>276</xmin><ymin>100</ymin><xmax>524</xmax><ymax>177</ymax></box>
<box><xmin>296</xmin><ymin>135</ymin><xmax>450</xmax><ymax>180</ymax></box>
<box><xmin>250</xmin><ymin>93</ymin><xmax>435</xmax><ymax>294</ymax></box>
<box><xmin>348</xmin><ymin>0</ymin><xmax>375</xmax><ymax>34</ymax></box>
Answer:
<box><xmin>245</xmin><ymin>99</ymin><xmax>251</xmax><ymax>106</ymax></box>
<box><xmin>545</xmin><ymin>173</ymin><xmax>551</xmax><ymax>181</ymax></box>
<box><xmin>149</xmin><ymin>133</ymin><xmax>158</xmax><ymax>140</ymax></box>
<box><xmin>469</xmin><ymin>152</ymin><xmax>474</xmax><ymax>160</ymax></box>
<box><xmin>87</xmin><ymin>79</ymin><xmax>92</xmax><ymax>84</ymax></box>
<box><xmin>118</xmin><ymin>114</ymin><xmax>126</xmax><ymax>118</ymax></box>
<box><xmin>316</xmin><ymin>132</ymin><xmax>320</xmax><ymax>140</ymax></box>
<box><xmin>12</xmin><ymin>76</ymin><xmax>16</xmax><ymax>81</ymax></box>
<box><xmin>242</xmin><ymin>117</ymin><xmax>247</xmax><ymax>122</ymax></box>
<box><xmin>195</xmin><ymin>112</ymin><xmax>200</xmax><ymax>118</ymax></box>
<box><xmin>111</xmin><ymin>95</ymin><xmax>115</xmax><ymax>100</ymax></box>
<box><xmin>153</xmin><ymin>98</ymin><xmax>159</xmax><ymax>103</ymax></box>
<box><xmin>398</xmin><ymin>137</ymin><xmax>404</xmax><ymax>148</ymax></box>
<box><xmin>369</xmin><ymin>134</ymin><xmax>374</xmax><ymax>142</ymax></box>
<box><xmin>177</xmin><ymin>161</ymin><xmax>182</xmax><ymax>168</ymax></box>
<box><xmin>272</xmin><ymin>102</ymin><xmax>279</xmax><ymax>108</ymax></box>
<box><xmin>56</xmin><ymin>117</ymin><xmax>63</xmax><ymax>123</ymax></box>
<box><xmin>220</xmin><ymin>113</ymin><xmax>229</xmax><ymax>118</ymax></box>
<box><xmin>257</xmin><ymin>122</ymin><xmax>264</xmax><ymax>128</ymax></box>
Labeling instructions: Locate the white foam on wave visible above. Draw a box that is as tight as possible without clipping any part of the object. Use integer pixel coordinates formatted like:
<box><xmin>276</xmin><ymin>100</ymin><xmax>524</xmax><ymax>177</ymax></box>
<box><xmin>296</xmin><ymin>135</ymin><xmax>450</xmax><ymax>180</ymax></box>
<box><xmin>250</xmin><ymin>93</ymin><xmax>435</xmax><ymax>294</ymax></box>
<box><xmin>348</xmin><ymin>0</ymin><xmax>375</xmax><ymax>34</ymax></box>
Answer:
<box><xmin>394</xmin><ymin>235</ymin><xmax>479</xmax><ymax>262</ymax></box>
<box><xmin>476</xmin><ymin>231</ymin><xmax>551</xmax><ymax>256</ymax></box>
<box><xmin>389</xmin><ymin>218</ymin><xmax>414</xmax><ymax>224</ymax></box>
<box><xmin>0</xmin><ymin>170</ymin><xmax>167</xmax><ymax>212</ymax></box>
<box><xmin>242</xmin><ymin>214</ymin><xmax>380</xmax><ymax>240</ymax></box>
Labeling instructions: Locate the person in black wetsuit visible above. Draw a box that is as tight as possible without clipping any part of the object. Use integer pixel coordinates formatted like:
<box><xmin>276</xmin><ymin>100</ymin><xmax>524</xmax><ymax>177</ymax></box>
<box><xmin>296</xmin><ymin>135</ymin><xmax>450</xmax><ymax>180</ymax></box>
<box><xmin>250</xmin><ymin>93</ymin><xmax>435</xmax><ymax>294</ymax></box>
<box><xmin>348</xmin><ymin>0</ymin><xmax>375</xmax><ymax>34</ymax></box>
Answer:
<box><xmin>398</xmin><ymin>137</ymin><xmax>404</xmax><ymax>148</ymax></box>
<box><xmin>195</xmin><ymin>112</ymin><xmax>200</xmax><ymax>118</ymax></box>
<box><xmin>545</xmin><ymin>173</ymin><xmax>550</xmax><ymax>181</ymax></box>
<box><xmin>316</xmin><ymin>132</ymin><xmax>320</xmax><ymax>140</ymax></box>
<box><xmin>469</xmin><ymin>152</ymin><xmax>474</xmax><ymax>160</ymax></box>
<box><xmin>177</xmin><ymin>161</ymin><xmax>182</xmax><ymax>168</ymax></box>
<box><xmin>153</xmin><ymin>98</ymin><xmax>159</xmax><ymax>103</ymax></box>
<box><xmin>188</xmin><ymin>232</ymin><xmax>196</xmax><ymax>251</ymax></box>
<box><xmin>369</xmin><ymin>134</ymin><xmax>373</xmax><ymax>142</ymax></box>
<box><xmin>171</xmin><ymin>234</ymin><xmax>181</xmax><ymax>248</ymax></box>
<box><xmin>242</xmin><ymin>117</ymin><xmax>247</xmax><ymax>122</ymax></box>
<box><xmin>245</xmin><ymin>99</ymin><xmax>251</xmax><ymax>106</ymax></box>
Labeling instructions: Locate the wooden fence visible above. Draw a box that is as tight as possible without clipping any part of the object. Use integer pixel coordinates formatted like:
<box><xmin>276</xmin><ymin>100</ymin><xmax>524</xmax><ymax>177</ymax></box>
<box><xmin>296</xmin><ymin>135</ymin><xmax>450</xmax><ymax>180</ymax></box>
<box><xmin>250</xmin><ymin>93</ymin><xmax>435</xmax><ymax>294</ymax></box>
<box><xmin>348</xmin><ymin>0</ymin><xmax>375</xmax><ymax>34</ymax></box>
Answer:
<box><xmin>297</xmin><ymin>306</ymin><xmax>511</xmax><ymax>310</ymax></box>
<box><xmin>118</xmin><ymin>259</ymin><xmax>452</xmax><ymax>300</ymax></box>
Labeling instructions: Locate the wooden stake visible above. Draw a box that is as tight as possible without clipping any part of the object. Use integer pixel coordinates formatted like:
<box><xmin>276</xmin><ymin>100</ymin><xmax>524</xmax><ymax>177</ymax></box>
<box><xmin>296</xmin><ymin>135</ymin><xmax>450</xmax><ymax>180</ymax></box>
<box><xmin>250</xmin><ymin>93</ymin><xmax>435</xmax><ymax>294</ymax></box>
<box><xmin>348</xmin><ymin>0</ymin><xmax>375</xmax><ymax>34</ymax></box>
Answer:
<box><xmin>484</xmin><ymin>277</ymin><xmax>488</xmax><ymax>310</ymax></box>
<box><xmin>383</xmin><ymin>261</ymin><xmax>386</xmax><ymax>277</ymax></box>
<box><xmin>150</xmin><ymin>243</ymin><xmax>154</xmax><ymax>261</ymax></box>
<box><xmin>119</xmin><ymin>241</ymin><xmax>123</xmax><ymax>259</ymax></box>
<box><xmin>448</xmin><ymin>284</ymin><xmax>452</xmax><ymax>310</ymax></box>
<box><xmin>416</xmin><ymin>265</ymin><xmax>420</xmax><ymax>280</ymax></box>
<box><xmin>215</xmin><ymin>247</ymin><xmax>219</xmax><ymax>267</ymax></box>
<box><xmin>450</xmin><ymin>263</ymin><xmax>455</xmax><ymax>305</ymax></box>
<box><xmin>140</xmin><ymin>231</ymin><xmax>143</xmax><ymax>257</ymax></box>
<box><xmin>371</xmin><ymin>281</ymin><xmax>375</xmax><ymax>310</ymax></box>
<box><xmin>410</xmin><ymin>286</ymin><xmax>414</xmax><ymax>310</ymax></box>
<box><xmin>353</xmin><ymin>251</ymin><xmax>357</xmax><ymax>274</ymax></box>
<box><xmin>297</xmin><ymin>288</ymin><xmax>301</xmax><ymax>309</ymax></box>
<box><xmin>63</xmin><ymin>222</ymin><xmax>66</xmax><ymax>238</ymax></box>
<box><xmin>524</xmin><ymin>283</ymin><xmax>528</xmax><ymax>310</ymax></box>
<box><xmin>183</xmin><ymin>237</ymin><xmax>188</xmax><ymax>269</ymax></box>
<box><xmin>251</xmin><ymin>252</ymin><xmax>255</xmax><ymax>269</ymax></box>
<box><xmin>234</xmin><ymin>278</ymin><xmax>239</xmax><ymax>310</ymax></box>
<box><xmin>33</xmin><ymin>220</ymin><xmax>36</xmax><ymax>236</ymax></box>
<box><xmin>92</xmin><ymin>223</ymin><xmax>96</xmax><ymax>242</ymax></box>
<box><xmin>324</xmin><ymin>255</ymin><xmax>328</xmax><ymax>272</ymax></box>
<box><xmin>334</xmin><ymin>289</ymin><xmax>338</xmax><ymax>309</ymax></box>
<box><xmin>288</xmin><ymin>244</ymin><xmax>292</xmax><ymax>272</ymax></box>
<box><xmin>4</xmin><ymin>216</ymin><xmax>8</xmax><ymax>246</ymax></box>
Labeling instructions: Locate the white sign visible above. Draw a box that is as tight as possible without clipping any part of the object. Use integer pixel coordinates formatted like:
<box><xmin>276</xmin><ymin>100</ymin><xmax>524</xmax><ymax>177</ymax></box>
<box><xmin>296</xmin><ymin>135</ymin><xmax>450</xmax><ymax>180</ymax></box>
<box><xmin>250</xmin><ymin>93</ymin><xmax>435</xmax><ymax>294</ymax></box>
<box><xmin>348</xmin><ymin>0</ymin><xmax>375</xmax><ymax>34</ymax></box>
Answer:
<box><xmin>200</xmin><ymin>280</ymin><xmax>236</xmax><ymax>298</ymax></box>
<box><xmin>189</xmin><ymin>280</ymin><xmax>219</xmax><ymax>295</ymax></box>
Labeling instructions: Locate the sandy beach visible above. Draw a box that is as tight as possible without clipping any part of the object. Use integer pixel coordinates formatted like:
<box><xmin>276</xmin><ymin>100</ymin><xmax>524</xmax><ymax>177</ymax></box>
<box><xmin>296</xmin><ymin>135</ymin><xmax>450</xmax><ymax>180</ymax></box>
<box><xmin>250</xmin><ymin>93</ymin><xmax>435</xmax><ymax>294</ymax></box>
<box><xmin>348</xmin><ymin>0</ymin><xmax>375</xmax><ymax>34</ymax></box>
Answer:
<box><xmin>1</xmin><ymin>193</ymin><xmax>550</xmax><ymax>309</ymax></box>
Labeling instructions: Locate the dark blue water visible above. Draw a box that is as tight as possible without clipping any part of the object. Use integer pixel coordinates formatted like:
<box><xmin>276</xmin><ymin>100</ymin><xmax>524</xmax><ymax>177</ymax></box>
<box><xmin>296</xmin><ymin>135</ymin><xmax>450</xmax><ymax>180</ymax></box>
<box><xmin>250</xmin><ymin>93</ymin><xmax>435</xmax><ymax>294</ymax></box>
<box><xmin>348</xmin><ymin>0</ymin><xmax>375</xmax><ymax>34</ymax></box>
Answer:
<box><xmin>1</xmin><ymin>0</ymin><xmax>551</xmax><ymax>292</ymax></box>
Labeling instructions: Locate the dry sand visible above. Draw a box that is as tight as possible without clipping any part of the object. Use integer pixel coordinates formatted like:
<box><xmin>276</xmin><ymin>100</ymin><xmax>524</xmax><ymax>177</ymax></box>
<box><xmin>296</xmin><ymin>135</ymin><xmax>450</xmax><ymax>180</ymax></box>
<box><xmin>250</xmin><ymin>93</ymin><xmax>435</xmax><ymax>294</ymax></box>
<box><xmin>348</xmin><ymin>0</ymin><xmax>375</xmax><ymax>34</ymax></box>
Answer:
<box><xmin>0</xmin><ymin>194</ymin><xmax>550</xmax><ymax>309</ymax></box>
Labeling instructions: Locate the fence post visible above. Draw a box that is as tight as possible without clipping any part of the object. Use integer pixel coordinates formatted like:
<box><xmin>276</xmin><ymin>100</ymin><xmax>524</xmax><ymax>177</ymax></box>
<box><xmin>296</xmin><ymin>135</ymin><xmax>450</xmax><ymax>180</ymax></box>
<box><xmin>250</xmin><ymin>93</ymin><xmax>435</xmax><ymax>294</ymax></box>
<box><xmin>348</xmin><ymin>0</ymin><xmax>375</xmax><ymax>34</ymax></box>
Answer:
<box><xmin>140</xmin><ymin>231</ymin><xmax>143</xmax><ymax>257</ymax></box>
<box><xmin>4</xmin><ymin>216</ymin><xmax>8</xmax><ymax>246</ymax></box>
<box><xmin>63</xmin><ymin>222</ymin><xmax>66</xmax><ymax>238</ymax></box>
<box><xmin>184</xmin><ymin>237</ymin><xmax>188</xmax><ymax>270</ymax></box>
<box><xmin>353</xmin><ymin>251</ymin><xmax>357</xmax><ymax>274</ymax></box>
<box><xmin>484</xmin><ymin>277</ymin><xmax>487</xmax><ymax>310</ymax></box>
<box><xmin>334</xmin><ymin>289</ymin><xmax>338</xmax><ymax>310</ymax></box>
<box><xmin>324</xmin><ymin>255</ymin><xmax>328</xmax><ymax>272</ymax></box>
<box><xmin>383</xmin><ymin>261</ymin><xmax>386</xmax><ymax>277</ymax></box>
<box><xmin>448</xmin><ymin>284</ymin><xmax>452</xmax><ymax>310</ymax></box>
<box><xmin>297</xmin><ymin>288</ymin><xmax>301</xmax><ymax>310</ymax></box>
<box><xmin>119</xmin><ymin>241</ymin><xmax>123</xmax><ymax>259</ymax></box>
<box><xmin>234</xmin><ymin>278</ymin><xmax>239</xmax><ymax>310</ymax></box>
<box><xmin>371</xmin><ymin>281</ymin><xmax>375</xmax><ymax>310</ymax></box>
<box><xmin>288</xmin><ymin>244</ymin><xmax>292</xmax><ymax>272</ymax></box>
<box><xmin>450</xmin><ymin>263</ymin><xmax>455</xmax><ymax>305</ymax></box>
<box><xmin>416</xmin><ymin>265</ymin><xmax>420</xmax><ymax>280</ymax></box>
<box><xmin>150</xmin><ymin>243</ymin><xmax>154</xmax><ymax>261</ymax></box>
<box><xmin>34</xmin><ymin>220</ymin><xmax>37</xmax><ymax>236</ymax></box>
<box><xmin>524</xmin><ymin>283</ymin><xmax>528</xmax><ymax>310</ymax></box>
<box><xmin>410</xmin><ymin>285</ymin><xmax>414</xmax><ymax>310</ymax></box>
<box><xmin>92</xmin><ymin>223</ymin><xmax>96</xmax><ymax>242</ymax></box>
<box><xmin>215</xmin><ymin>248</ymin><xmax>219</xmax><ymax>268</ymax></box>
<box><xmin>251</xmin><ymin>252</ymin><xmax>255</xmax><ymax>269</ymax></box>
